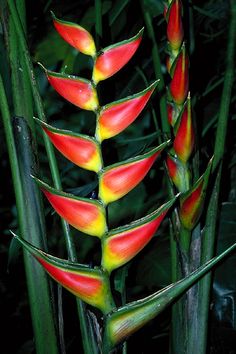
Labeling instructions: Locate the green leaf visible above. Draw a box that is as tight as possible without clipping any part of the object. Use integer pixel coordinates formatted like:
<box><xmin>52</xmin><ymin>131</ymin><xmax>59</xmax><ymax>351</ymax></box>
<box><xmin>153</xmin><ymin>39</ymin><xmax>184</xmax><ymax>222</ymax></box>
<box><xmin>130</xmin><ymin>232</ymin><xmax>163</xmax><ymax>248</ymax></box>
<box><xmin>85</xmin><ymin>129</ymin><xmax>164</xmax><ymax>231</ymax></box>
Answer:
<box><xmin>103</xmin><ymin>242</ymin><xmax>236</xmax><ymax>351</ymax></box>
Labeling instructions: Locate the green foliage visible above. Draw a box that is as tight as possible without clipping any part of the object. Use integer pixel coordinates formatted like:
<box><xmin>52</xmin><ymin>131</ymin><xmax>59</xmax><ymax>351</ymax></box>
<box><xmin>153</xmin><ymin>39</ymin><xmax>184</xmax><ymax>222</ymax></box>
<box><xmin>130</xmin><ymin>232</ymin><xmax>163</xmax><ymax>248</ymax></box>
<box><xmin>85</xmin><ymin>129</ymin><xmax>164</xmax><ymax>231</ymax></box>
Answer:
<box><xmin>0</xmin><ymin>0</ymin><xmax>236</xmax><ymax>353</ymax></box>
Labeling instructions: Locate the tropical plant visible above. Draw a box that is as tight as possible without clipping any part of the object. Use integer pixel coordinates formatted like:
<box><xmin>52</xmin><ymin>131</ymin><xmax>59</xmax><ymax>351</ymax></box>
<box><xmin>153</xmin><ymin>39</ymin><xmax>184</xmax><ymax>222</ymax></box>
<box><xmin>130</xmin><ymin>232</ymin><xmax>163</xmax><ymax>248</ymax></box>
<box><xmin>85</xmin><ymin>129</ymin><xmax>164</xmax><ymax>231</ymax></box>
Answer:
<box><xmin>1</xmin><ymin>0</ymin><xmax>236</xmax><ymax>353</ymax></box>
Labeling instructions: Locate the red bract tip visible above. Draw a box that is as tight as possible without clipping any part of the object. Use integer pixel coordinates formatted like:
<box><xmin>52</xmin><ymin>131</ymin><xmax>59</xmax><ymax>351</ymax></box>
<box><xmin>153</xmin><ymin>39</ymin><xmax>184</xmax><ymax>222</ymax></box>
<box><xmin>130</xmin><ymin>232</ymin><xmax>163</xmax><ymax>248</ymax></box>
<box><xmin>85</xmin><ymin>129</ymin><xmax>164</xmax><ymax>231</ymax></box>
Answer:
<box><xmin>96</xmin><ymin>81</ymin><xmax>158</xmax><ymax>141</ymax></box>
<box><xmin>92</xmin><ymin>29</ymin><xmax>143</xmax><ymax>84</ymax></box>
<box><xmin>167</xmin><ymin>0</ymin><xmax>184</xmax><ymax>51</ymax></box>
<box><xmin>179</xmin><ymin>158</ymin><xmax>213</xmax><ymax>229</ymax></box>
<box><xmin>52</xmin><ymin>13</ymin><xmax>96</xmax><ymax>57</ymax></box>
<box><xmin>173</xmin><ymin>95</ymin><xmax>194</xmax><ymax>163</ymax></box>
<box><xmin>99</xmin><ymin>142</ymin><xmax>169</xmax><ymax>205</ymax></box>
<box><xmin>46</xmin><ymin>70</ymin><xmax>98</xmax><ymax>111</ymax></box>
<box><xmin>102</xmin><ymin>198</ymin><xmax>176</xmax><ymax>273</ymax></box>
<box><xmin>34</xmin><ymin>178</ymin><xmax>107</xmax><ymax>237</ymax></box>
<box><xmin>166</xmin><ymin>154</ymin><xmax>190</xmax><ymax>192</ymax></box>
<box><xmin>39</xmin><ymin>120</ymin><xmax>102</xmax><ymax>172</ymax></box>
<box><xmin>170</xmin><ymin>45</ymin><xmax>189</xmax><ymax>105</ymax></box>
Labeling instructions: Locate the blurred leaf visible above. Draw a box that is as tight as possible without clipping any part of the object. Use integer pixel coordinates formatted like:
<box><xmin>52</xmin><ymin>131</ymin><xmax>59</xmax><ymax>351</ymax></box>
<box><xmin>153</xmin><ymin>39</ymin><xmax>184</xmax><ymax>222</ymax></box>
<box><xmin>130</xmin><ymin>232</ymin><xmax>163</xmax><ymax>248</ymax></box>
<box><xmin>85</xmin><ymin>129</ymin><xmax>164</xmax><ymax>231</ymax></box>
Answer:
<box><xmin>34</xmin><ymin>30</ymin><xmax>75</xmax><ymax>66</ymax></box>
<box><xmin>213</xmin><ymin>202</ymin><xmax>236</xmax><ymax>330</ymax></box>
<box><xmin>142</xmin><ymin>0</ymin><xmax>164</xmax><ymax>17</ymax></box>
<box><xmin>109</xmin><ymin>0</ymin><xmax>129</xmax><ymax>25</ymax></box>
<box><xmin>134</xmin><ymin>233</ymin><xmax>171</xmax><ymax>290</ymax></box>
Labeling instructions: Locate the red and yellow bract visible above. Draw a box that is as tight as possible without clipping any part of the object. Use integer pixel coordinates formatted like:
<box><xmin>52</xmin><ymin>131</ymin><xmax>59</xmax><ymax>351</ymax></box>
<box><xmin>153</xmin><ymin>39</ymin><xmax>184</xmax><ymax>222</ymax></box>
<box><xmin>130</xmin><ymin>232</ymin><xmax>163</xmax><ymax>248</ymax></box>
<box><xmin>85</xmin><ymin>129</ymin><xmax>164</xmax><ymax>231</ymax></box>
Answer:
<box><xmin>167</xmin><ymin>0</ymin><xmax>184</xmax><ymax>51</ymax></box>
<box><xmin>92</xmin><ymin>29</ymin><xmax>143</xmax><ymax>83</ymax></box>
<box><xmin>179</xmin><ymin>159</ymin><xmax>213</xmax><ymax>229</ymax></box>
<box><xmin>99</xmin><ymin>143</ymin><xmax>169</xmax><ymax>205</ymax></box>
<box><xmin>170</xmin><ymin>45</ymin><xmax>189</xmax><ymax>105</ymax></box>
<box><xmin>52</xmin><ymin>13</ymin><xmax>96</xmax><ymax>57</ymax></box>
<box><xmin>102</xmin><ymin>199</ymin><xmax>176</xmax><ymax>272</ymax></box>
<box><xmin>173</xmin><ymin>95</ymin><xmax>194</xmax><ymax>163</ymax></box>
<box><xmin>34</xmin><ymin>179</ymin><xmax>107</xmax><ymax>237</ymax></box>
<box><xmin>40</xmin><ymin>121</ymin><xmax>102</xmax><ymax>172</ymax></box>
<box><xmin>46</xmin><ymin>70</ymin><xmax>98</xmax><ymax>111</ymax></box>
<box><xmin>166</xmin><ymin>154</ymin><xmax>190</xmax><ymax>192</ymax></box>
<box><xmin>96</xmin><ymin>81</ymin><xmax>158</xmax><ymax>141</ymax></box>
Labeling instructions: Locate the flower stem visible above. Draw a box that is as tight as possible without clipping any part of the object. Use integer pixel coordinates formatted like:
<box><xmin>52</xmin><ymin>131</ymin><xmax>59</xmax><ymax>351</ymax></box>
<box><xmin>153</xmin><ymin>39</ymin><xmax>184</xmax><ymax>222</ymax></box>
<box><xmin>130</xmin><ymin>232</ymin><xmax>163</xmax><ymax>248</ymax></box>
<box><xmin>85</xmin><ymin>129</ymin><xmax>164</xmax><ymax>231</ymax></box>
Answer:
<box><xmin>140</xmin><ymin>0</ymin><xmax>170</xmax><ymax>136</ymax></box>
<box><xmin>0</xmin><ymin>75</ymin><xmax>59</xmax><ymax>354</ymax></box>
<box><xmin>191</xmin><ymin>1</ymin><xmax>236</xmax><ymax>353</ymax></box>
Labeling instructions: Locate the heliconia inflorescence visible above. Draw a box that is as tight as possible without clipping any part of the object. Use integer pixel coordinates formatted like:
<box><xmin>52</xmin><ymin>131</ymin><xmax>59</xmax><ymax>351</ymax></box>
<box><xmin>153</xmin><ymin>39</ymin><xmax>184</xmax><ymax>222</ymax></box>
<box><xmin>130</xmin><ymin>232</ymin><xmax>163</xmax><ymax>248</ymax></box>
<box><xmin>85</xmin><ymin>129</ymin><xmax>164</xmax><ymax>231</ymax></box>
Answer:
<box><xmin>164</xmin><ymin>0</ymin><xmax>212</xmax><ymax>249</ymax></box>
<box><xmin>12</xmin><ymin>7</ymin><xmax>228</xmax><ymax>353</ymax></box>
<box><xmin>16</xmin><ymin>13</ymin><xmax>174</xmax><ymax>324</ymax></box>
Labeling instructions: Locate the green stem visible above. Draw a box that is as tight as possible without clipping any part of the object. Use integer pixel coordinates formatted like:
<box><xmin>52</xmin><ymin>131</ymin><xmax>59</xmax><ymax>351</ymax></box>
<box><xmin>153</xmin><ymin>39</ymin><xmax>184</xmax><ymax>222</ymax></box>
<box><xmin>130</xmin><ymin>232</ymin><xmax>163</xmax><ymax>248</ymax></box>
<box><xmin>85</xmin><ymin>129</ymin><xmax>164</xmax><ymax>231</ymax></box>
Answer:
<box><xmin>191</xmin><ymin>2</ymin><xmax>236</xmax><ymax>353</ymax></box>
<box><xmin>6</xmin><ymin>1</ymin><xmax>97</xmax><ymax>353</ymax></box>
<box><xmin>140</xmin><ymin>1</ymin><xmax>170</xmax><ymax>135</ymax></box>
<box><xmin>0</xmin><ymin>76</ymin><xmax>59</xmax><ymax>354</ymax></box>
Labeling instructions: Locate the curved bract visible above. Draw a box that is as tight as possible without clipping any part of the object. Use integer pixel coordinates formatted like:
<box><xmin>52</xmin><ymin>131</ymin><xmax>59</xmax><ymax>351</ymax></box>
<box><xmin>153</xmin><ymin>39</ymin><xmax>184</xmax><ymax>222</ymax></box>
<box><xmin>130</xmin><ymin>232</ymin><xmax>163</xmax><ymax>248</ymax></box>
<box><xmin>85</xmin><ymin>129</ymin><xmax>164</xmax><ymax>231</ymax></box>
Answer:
<box><xmin>52</xmin><ymin>12</ymin><xmax>96</xmax><ymax>57</ymax></box>
<box><xmin>179</xmin><ymin>158</ymin><xmax>213</xmax><ymax>230</ymax></box>
<box><xmin>170</xmin><ymin>44</ymin><xmax>189</xmax><ymax>105</ymax></box>
<box><xmin>34</xmin><ymin>178</ymin><xmax>107</xmax><ymax>237</ymax></box>
<box><xmin>36</xmin><ymin>119</ymin><xmax>102</xmax><ymax>172</ymax></box>
<box><xmin>166</xmin><ymin>0</ymin><xmax>184</xmax><ymax>51</ymax></box>
<box><xmin>15</xmin><ymin>237</ymin><xmax>113</xmax><ymax>313</ymax></box>
<box><xmin>99</xmin><ymin>142</ymin><xmax>170</xmax><ymax>205</ymax></box>
<box><xmin>43</xmin><ymin>68</ymin><xmax>99</xmax><ymax>111</ymax></box>
<box><xmin>96</xmin><ymin>81</ymin><xmax>159</xmax><ymax>141</ymax></box>
<box><xmin>103</xmin><ymin>242</ymin><xmax>236</xmax><ymax>351</ymax></box>
<box><xmin>102</xmin><ymin>197</ymin><xmax>177</xmax><ymax>273</ymax></box>
<box><xmin>92</xmin><ymin>28</ymin><xmax>143</xmax><ymax>84</ymax></box>
<box><xmin>173</xmin><ymin>95</ymin><xmax>194</xmax><ymax>163</ymax></box>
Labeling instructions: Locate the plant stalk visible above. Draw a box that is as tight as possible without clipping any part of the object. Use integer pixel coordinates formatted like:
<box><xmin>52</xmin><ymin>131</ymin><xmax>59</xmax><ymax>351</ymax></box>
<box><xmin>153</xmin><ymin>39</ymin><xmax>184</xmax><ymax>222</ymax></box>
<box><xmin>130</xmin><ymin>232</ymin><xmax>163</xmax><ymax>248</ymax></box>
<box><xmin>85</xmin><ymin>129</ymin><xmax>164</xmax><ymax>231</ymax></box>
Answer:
<box><xmin>7</xmin><ymin>1</ymin><xmax>97</xmax><ymax>353</ymax></box>
<box><xmin>0</xmin><ymin>75</ymin><xmax>59</xmax><ymax>353</ymax></box>
<box><xmin>188</xmin><ymin>1</ymin><xmax>236</xmax><ymax>353</ymax></box>
<box><xmin>140</xmin><ymin>0</ymin><xmax>170</xmax><ymax>136</ymax></box>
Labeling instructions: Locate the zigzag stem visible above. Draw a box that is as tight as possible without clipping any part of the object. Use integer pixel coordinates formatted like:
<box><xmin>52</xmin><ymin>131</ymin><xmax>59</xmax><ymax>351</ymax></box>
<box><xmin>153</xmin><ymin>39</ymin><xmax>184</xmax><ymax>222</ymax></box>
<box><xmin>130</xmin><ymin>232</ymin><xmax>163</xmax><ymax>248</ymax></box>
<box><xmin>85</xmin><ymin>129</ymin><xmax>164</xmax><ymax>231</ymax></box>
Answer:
<box><xmin>92</xmin><ymin>77</ymin><xmax>116</xmax><ymax>313</ymax></box>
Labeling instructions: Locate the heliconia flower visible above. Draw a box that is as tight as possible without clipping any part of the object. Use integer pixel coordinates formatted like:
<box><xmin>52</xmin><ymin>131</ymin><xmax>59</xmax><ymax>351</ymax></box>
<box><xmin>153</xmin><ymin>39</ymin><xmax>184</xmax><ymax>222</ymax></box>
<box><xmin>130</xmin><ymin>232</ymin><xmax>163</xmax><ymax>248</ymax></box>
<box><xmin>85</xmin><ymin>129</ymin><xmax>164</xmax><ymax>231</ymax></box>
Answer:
<box><xmin>167</xmin><ymin>0</ymin><xmax>184</xmax><ymax>51</ymax></box>
<box><xmin>51</xmin><ymin>12</ymin><xmax>96</xmax><ymax>57</ymax></box>
<box><xmin>96</xmin><ymin>81</ymin><xmax>158</xmax><ymax>141</ymax></box>
<box><xmin>40</xmin><ymin>65</ymin><xmax>98</xmax><ymax>111</ymax></box>
<box><xmin>35</xmin><ymin>119</ymin><xmax>102</xmax><ymax>172</ymax></box>
<box><xmin>15</xmin><ymin>236</ymin><xmax>113</xmax><ymax>313</ymax></box>
<box><xmin>173</xmin><ymin>94</ymin><xmax>194</xmax><ymax>163</ymax></box>
<box><xmin>99</xmin><ymin>141</ymin><xmax>170</xmax><ymax>205</ymax></box>
<box><xmin>92</xmin><ymin>28</ymin><xmax>143</xmax><ymax>84</ymax></box>
<box><xmin>34</xmin><ymin>178</ymin><xmax>107</xmax><ymax>237</ymax></box>
<box><xmin>102</xmin><ymin>197</ymin><xmax>177</xmax><ymax>273</ymax></box>
<box><xmin>179</xmin><ymin>157</ymin><xmax>213</xmax><ymax>230</ymax></box>
<box><xmin>170</xmin><ymin>44</ymin><xmax>189</xmax><ymax>105</ymax></box>
<box><xmin>166</xmin><ymin>154</ymin><xmax>190</xmax><ymax>192</ymax></box>
<box><xmin>103</xmin><ymin>238</ymin><xmax>235</xmax><ymax>351</ymax></box>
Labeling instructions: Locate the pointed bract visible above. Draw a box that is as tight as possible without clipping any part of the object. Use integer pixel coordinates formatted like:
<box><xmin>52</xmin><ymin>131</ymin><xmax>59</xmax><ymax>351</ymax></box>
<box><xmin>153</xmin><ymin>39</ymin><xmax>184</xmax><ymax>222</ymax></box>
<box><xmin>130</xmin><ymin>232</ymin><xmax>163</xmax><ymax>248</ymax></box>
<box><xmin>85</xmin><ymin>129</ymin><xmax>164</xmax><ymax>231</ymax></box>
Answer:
<box><xmin>103</xmin><ymin>241</ymin><xmax>236</xmax><ymax>351</ymax></box>
<box><xmin>34</xmin><ymin>178</ymin><xmax>107</xmax><ymax>237</ymax></box>
<box><xmin>102</xmin><ymin>198</ymin><xmax>177</xmax><ymax>272</ymax></box>
<box><xmin>167</xmin><ymin>0</ymin><xmax>184</xmax><ymax>51</ymax></box>
<box><xmin>170</xmin><ymin>44</ymin><xmax>189</xmax><ymax>105</ymax></box>
<box><xmin>45</xmin><ymin>69</ymin><xmax>98</xmax><ymax>111</ymax></box>
<box><xmin>15</xmin><ymin>236</ymin><xmax>113</xmax><ymax>313</ymax></box>
<box><xmin>173</xmin><ymin>95</ymin><xmax>194</xmax><ymax>163</ymax></box>
<box><xmin>179</xmin><ymin>158</ymin><xmax>213</xmax><ymax>229</ymax></box>
<box><xmin>92</xmin><ymin>29</ymin><xmax>143</xmax><ymax>84</ymax></box>
<box><xmin>166</xmin><ymin>154</ymin><xmax>190</xmax><ymax>192</ymax></box>
<box><xmin>96</xmin><ymin>81</ymin><xmax>158</xmax><ymax>141</ymax></box>
<box><xmin>37</xmin><ymin>119</ymin><xmax>102</xmax><ymax>172</ymax></box>
<box><xmin>52</xmin><ymin>13</ymin><xmax>96</xmax><ymax>57</ymax></box>
<box><xmin>99</xmin><ymin>142</ymin><xmax>170</xmax><ymax>205</ymax></box>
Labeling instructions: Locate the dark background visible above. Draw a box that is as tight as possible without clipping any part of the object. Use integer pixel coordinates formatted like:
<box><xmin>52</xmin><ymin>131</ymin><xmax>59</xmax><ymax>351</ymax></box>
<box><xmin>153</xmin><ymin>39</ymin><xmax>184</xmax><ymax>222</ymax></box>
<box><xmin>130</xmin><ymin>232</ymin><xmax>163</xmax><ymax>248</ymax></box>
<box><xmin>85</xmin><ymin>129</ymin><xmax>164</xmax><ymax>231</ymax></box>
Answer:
<box><xmin>0</xmin><ymin>0</ymin><xmax>236</xmax><ymax>353</ymax></box>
